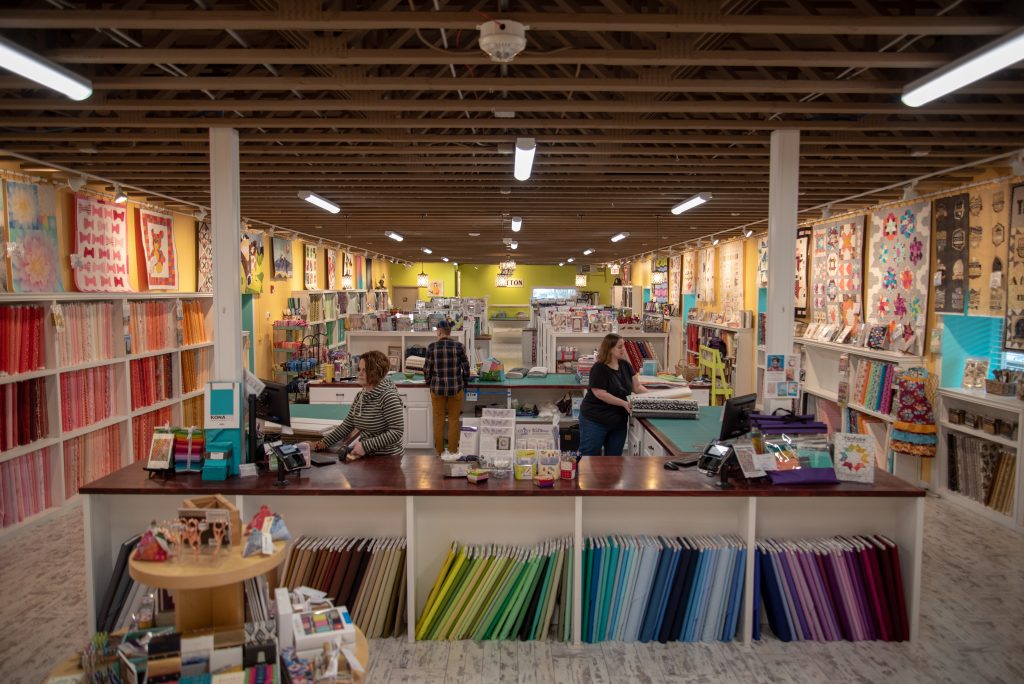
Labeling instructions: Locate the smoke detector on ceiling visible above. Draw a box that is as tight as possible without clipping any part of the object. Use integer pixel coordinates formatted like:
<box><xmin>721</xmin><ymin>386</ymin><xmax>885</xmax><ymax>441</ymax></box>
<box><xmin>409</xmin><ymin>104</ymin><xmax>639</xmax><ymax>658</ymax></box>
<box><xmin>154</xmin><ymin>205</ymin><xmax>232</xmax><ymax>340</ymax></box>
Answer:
<box><xmin>478</xmin><ymin>20</ymin><xmax>529</xmax><ymax>63</ymax></box>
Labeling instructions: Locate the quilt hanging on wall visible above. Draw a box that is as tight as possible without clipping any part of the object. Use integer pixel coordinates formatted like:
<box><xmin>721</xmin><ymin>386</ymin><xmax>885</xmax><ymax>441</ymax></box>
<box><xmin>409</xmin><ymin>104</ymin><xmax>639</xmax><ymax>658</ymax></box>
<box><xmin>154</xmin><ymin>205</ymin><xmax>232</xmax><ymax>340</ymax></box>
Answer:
<box><xmin>6</xmin><ymin>180</ymin><xmax>62</xmax><ymax>292</ymax></box>
<box><xmin>240</xmin><ymin>231</ymin><xmax>265</xmax><ymax>294</ymax></box>
<box><xmin>681</xmin><ymin>251</ymin><xmax>696</xmax><ymax>294</ymax></box>
<box><xmin>719</xmin><ymin>240</ymin><xmax>744</xmax><ymax>316</ymax></box>
<box><xmin>304</xmin><ymin>244</ymin><xmax>318</xmax><ymax>290</ymax></box>
<box><xmin>866</xmin><ymin>200</ymin><xmax>931</xmax><ymax>355</ymax></box>
<box><xmin>794</xmin><ymin>226</ymin><xmax>812</xmax><ymax>318</ymax></box>
<box><xmin>697</xmin><ymin>247</ymin><xmax>715</xmax><ymax>304</ymax></box>
<box><xmin>326</xmin><ymin>248</ymin><xmax>337</xmax><ymax>290</ymax></box>
<box><xmin>933</xmin><ymin>193</ymin><xmax>970</xmax><ymax>314</ymax></box>
<box><xmin>811</xmin><ymin>216</ymin><xmax>864</xmax><ymax>326</ymax></box>
<box><xmin>343</xmin><ymin>250</ymin><xmax>355</xmax><ymax>288</ymax></box>
<box><xmin>354</xmin><ymin>253</ymin><xmax>366</xmax><ymax>289</ymax></box>
<box><xmin>964</xmin><ymin>182</ymin><xmax>1009</xmax><ymax>316</ymax></box>
<box><xmin>1006</xmin><ymin>184</ymin><xmax>1024</xmax><ymax>349</ymax></box>
<box><xmin>757</xmin><ymin>236</ymin><xmax>768</xmax><ymax>288</ymax></box>
<box><xmin>652</xmin><ymin>256</ymin><xmax>669</xmax><ymax>303</ymax></box>
<box><xmin>272</xmin><ymin>236</ymin><xmax>293</xmax><ymax>280</ymax></box>
<box><xmin>196</xmin><ymin>221</ymin><xmax>212</xmax><ymax>292</ymax></box>
<box><xmin>669</xmin><ymin>254</ymin><xmax>681</xmax><ymax>309</ymax></box>
<box><xmin>72</xmin><ymin>193</ymin><xmax>131</xmax><ymax>293</ymax></box>
<box><xmin>138</xmin><ymin>208</ymin><xmax>178</xmax><ymax>290</ymax></box>
<box><xmin>0</xmin><ymin>188</ymin><xmax>6</xmax><ymax>292</ymax></box>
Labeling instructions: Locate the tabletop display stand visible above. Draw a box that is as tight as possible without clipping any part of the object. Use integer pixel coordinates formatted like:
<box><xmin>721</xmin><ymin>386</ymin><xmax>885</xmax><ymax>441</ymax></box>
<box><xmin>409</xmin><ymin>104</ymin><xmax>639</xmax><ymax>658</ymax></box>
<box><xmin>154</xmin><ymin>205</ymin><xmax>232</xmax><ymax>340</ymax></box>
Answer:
<box><xmin>129</xmin><ymin>541</ymin><xmax>287</xmax><ymax>633</ymax></box>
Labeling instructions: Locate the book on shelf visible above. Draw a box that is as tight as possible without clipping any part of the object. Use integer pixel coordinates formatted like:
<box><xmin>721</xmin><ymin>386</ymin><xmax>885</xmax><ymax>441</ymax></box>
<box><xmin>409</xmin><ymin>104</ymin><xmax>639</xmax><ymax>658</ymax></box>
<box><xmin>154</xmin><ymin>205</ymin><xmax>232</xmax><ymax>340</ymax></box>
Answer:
<box><xmin>0</xmin><ymin>448</ymin><xmax>52</xmax><ymax>528</ymax></box>
<box><xmin>0</xmin><ymin>304</ymin><xmax>45</xmax><ymax>375</ymax></box>
<box><xmin>64</xmin><ymin>424</ymin><xmax>122</xmax><ymax>498</ymax></box>
<box><xmin>0</xmin><ymin>378</ymin><xmax>49</xmax><ymax>452</ymax></box>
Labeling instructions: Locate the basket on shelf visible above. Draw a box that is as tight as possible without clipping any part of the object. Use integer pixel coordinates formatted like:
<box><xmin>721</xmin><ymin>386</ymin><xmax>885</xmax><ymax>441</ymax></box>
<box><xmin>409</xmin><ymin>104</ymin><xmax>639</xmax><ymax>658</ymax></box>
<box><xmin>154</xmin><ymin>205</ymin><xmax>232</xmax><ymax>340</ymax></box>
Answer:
<box><xmin>985</xmin><ymin>379</ymin><xmax>1017</xmax><ymax>396</ymax></box>
<box><xmin>675</xmin><ymin>361</ymin><xmax>700</xmax><ymax>382</ymax></box>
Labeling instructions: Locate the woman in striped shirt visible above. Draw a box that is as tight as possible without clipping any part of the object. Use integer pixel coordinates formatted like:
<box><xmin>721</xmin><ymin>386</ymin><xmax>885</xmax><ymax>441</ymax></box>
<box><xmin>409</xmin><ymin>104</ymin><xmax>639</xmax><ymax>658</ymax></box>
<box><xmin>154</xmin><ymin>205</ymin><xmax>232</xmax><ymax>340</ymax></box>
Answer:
<box><xmin>312</xmin><ymin>350</ymin><xmax>405</xmax><ymax>460</ymax></box>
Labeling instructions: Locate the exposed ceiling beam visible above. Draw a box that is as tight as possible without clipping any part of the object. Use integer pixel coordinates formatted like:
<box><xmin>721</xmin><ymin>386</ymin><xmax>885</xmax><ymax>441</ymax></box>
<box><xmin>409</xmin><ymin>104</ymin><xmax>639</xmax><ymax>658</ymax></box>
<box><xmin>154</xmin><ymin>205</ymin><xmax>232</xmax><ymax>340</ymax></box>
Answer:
<box><xmin>0</xmin><ymin>9</ymin><xmax>1013</xmax><ymax>35</ymax></box>
<box><xmin>44</xmin><ymin>48</ymin><xmax>957</xmax><ymax>68</ymax></box>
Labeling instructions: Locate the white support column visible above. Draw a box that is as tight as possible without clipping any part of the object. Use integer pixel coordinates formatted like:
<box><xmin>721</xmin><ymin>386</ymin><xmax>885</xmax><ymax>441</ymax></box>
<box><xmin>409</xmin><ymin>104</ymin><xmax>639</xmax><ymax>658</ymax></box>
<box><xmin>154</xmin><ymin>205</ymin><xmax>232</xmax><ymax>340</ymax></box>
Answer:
<box><xmin>765</xmin><ymin>129</ymin><xmax>800</xmax><ymax>410</ymax></box>
<box><xmin>210</xmin><ymin>127</ymin><xmax>243</xmax><ymax>381</ymax></box>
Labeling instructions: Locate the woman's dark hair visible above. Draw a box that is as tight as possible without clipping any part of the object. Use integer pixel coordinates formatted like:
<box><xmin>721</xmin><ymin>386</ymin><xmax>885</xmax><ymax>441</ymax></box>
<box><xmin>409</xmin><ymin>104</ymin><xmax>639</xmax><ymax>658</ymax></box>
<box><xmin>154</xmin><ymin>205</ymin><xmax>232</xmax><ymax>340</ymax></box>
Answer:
<box><xmin>596</xmin><ymin>333</ymin><xmax>623</xmax><ymax>365</ymax></box>
<box><xmin>360</xmin><ymin>350</ymin><xmax>391</xmax><ymax>386</ymax></box>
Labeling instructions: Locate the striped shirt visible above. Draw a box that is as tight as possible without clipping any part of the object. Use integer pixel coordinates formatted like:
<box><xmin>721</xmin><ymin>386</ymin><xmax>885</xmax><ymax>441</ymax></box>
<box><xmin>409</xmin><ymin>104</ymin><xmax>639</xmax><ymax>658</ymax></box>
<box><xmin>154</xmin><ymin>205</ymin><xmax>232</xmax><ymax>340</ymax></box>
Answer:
<box><xmin>322</xmin><ymin>376</ymin><xmax>405</xmax><ymax>456</ymax></box>
<box><xmin>423</xmin><ymin>337</ymin><xmax>470</xmax><ymax>396</ymax></box>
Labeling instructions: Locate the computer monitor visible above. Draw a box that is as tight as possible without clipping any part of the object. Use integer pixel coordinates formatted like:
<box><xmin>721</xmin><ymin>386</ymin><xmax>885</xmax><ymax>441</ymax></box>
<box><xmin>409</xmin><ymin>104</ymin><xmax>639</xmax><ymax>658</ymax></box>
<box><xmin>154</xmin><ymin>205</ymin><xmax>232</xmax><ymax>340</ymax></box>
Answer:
<box><xmin>719</xmin><ymin>393</ymin><xmax>757</xmax><ymax>441</ymax></box>
<box><xmin>255</xmin><ymin>380</ymin><xmax>290</xmax><ymax>427</ymax></box>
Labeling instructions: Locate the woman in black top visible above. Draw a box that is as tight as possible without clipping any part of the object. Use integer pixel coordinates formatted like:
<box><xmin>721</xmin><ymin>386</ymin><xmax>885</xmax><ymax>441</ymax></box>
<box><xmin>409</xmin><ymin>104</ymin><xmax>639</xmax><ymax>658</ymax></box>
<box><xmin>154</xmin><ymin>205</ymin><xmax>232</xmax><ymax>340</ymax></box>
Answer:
<box><xmin>578</xmin><ymin>333</ymin><xmax>647</xmax><ymax>456</ymax></box>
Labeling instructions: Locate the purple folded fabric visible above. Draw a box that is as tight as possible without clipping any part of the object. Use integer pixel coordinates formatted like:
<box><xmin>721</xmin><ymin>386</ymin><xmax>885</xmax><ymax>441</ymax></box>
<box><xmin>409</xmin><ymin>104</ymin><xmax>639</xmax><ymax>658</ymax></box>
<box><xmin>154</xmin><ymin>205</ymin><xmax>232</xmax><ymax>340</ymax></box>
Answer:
<box><xmin>767</xmin><ymin>469</ymin><xmax>840</xmax><ymax>485</ymax></box>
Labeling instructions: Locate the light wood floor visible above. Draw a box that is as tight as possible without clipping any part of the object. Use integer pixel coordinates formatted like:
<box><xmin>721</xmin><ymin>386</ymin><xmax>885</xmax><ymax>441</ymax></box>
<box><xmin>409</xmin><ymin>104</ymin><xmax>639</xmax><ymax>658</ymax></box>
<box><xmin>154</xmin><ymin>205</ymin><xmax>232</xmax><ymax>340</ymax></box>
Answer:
<box><xmin>3</xmin><ymin>493</ymin><xmax>1021</xmax><ymax>683</ymax></box>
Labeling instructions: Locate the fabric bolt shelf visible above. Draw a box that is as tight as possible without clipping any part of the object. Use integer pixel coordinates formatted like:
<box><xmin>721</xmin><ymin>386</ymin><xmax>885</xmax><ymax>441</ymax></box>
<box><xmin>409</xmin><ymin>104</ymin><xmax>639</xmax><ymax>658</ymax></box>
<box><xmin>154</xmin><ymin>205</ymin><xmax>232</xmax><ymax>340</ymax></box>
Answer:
<box><xmin>128</xmin><ymin>300</ymin><xmax>176</xmax><ymax>354</ymax></box>
<box><xmin>54</xmin><ymin>301</ymin><xmax>117</xmax><ymax>367</ymax></box>
<box><xmin>181</xmin><ymin>347</ymin><xmax>212</xmax><ymax>394</ymax></box>
<box><xmin>0</xmin><ymin>377</ymin><xmax>49</xmax><ymax>452</ymax></box>
<box><xmin>131</xmin><ymin>407</ymin><xmax>172</xmax><ymax>464</ymax></box>
<box><xmin>0</xmin><ymin>448</ymin><xmax>53</xmax><ymax>528</ymax></box>
<box><xmin>181</xmin><ymin>300</ymin><xmax>208</xmax><ymax>346</ymax></box>
<box><xmin>181</xmin><ymin>396</ymin><xmax>204</xmax><ymax>428</ymax></box>
<box><xmin>583</xmin><ymin>535</ymin><xmax>746</xmax><ymax>644</ymax></box>
<box><xmin>947</xmin><ymin>433</ymin><xmax>1016</xmax><ymax>515</ymax></box>
<box><xmin>756</xmin><ymin>535</ymin><xmax>908</xmax><ymax>643</ymax></box>
<box><xmin>282</xmin><ymin>536</ymin><xmax>407</xmax><ymax>639</ymax></box>
<box><xmin>60</xmin><ymin>366</ymin><xmax>115</xmax><ymax>433</ymax></box>
<box><xmin>63</xmin><ymin>424</ymin><xmax>122</xmax><ymax>498</ymax></box>
<box><xmin>0</xmin><ymin>304</ymin><xmax>46</xmax><ymax>375</ymax></box>
<box><xmin>416</xmin><ymin>538</ymin><xmax>573</xmax><ymax>642</ymax></box>
<box><xmin>129</xmin><ymin>354</ymin><xmax>174</xmax><ymax>411</ymax></box>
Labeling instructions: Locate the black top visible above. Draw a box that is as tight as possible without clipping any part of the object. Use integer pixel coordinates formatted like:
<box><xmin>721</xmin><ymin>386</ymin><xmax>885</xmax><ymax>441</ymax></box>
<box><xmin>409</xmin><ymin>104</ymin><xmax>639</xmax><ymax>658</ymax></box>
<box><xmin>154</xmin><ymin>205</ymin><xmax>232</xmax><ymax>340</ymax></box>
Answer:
<box><xmin>580</xmin><ymin>360</ymin><xmax>635</xmax><ymax>427</ymax></box>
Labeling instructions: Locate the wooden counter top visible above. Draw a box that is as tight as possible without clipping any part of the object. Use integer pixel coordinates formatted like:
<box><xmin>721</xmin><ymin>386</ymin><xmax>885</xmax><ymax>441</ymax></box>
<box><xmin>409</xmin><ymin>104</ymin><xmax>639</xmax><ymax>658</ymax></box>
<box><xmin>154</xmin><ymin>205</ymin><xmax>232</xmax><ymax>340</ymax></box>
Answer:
<box><xmin>81</xmin><ymin>455</ymin><xmax>923</xmax><ymax>498</ymax></box>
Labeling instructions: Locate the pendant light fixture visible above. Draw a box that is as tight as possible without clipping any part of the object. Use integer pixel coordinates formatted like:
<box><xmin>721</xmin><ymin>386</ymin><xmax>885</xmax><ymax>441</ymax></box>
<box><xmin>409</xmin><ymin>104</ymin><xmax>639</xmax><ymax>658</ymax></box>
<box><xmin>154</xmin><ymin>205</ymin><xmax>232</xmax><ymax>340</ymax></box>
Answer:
<box><xmin>495</xmin><ymin>272</ymin><xmax>509</xmax><ymax>287</ymax></box>
<box><xmin>417</xmin><ymin>263</ymin><xmax>429</xmax><ymax>288</ymax></box>
<box><xmin>575</xmin><ymin>273</ymin><xmax>588</xmax><ymax>287</ymax></box>
<box><xmin>499</xmin><ymin>255</ymin><xmax>517</xmax><ymax>273</ymax></box>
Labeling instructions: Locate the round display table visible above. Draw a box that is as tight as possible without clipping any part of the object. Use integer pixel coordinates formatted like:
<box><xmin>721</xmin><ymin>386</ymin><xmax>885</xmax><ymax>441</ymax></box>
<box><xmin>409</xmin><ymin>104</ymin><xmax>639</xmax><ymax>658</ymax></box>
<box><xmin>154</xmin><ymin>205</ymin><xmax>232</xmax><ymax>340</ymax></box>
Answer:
<box><xmin>129</xmin><ymin>541</ymin><xmax>287</xmax><ymax>633</ymax></box>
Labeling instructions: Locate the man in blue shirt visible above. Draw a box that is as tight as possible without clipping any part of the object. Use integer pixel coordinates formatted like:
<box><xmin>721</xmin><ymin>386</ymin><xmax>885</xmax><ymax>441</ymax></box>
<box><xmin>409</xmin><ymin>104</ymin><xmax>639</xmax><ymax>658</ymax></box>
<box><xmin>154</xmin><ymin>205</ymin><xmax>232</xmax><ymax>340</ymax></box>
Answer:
<box><xmin>423</xmin><ymin>320</ymin><xmax>470</xmax><ymax>455</ymax></box>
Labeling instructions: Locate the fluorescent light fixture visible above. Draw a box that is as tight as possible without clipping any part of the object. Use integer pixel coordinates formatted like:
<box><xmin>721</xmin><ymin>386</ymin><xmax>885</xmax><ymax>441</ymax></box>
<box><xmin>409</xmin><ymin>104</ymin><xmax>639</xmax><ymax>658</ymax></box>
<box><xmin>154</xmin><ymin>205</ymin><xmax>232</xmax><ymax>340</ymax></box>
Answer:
<box><xmin>421</xmin><ymin>247</ymin><xmax>433</xmax><ymax>254</ymax></box>
<box><xmin>902</xmin><ymin>26</ymin><xmax>1024</xmax><ymax>107</ymax></box>
<box><xmin>514</xmin><ymin>137</ymin><xmax>536</xmax><ymax>181</ymax></box>
<box><xmin>610</xmin><ymin>232</ymin><xmax>629</xmax><ymax>243</ymax></box>
<box><xmin>0</xmin><ymin>35</ymin><xmax>92</xmax><ymax>101</ymax></box>
<box><xmin>575</xmin><ymin>274</ymin><xmax>588</xmax><ymax>287</ymax></box>
<box><xmin>510</xmin><ymin>241</ymin><xmax>518</xmax><ymax>250</ymax></box>
<box><xmin>297</xmin><ymin>191</ymin><xmax>340</xmax><ymax>214</ymax></box>
<box><xmin>442</xmin><ymin>257</ymin><xmax>449</xmax><ymax>262</ymax></box>
<box><xmin>385</xmin><ymin>231</ymin><xmax>404</xmax><ymax>242</ymax></box>
<box><xmin>671</xmin><ymin>192</ymin><xmax>712</xmax><ymax>215</ymax></box>
<box><xmin>113</xmin><ymin>184</ymin><xmax>127</xmax><ymax>204</ymax></box>
<box><xmin>511</xmin><ymin>216</ymin><xmax>523</xmax><ymax>232</ymax></box>
<box><xmin>582</xmin><ymin>248</ymin><xmax>595</xmax><ymax>256</ymax></box>
<box><xmin>566</xmin><ymin>257</ymin><xmax>574</xmax><ymax>263</ymax></box>
<box><xmin>712</xmin><ymin>237</ymin><xmax>720</xmax><ymax>246</ymax></box>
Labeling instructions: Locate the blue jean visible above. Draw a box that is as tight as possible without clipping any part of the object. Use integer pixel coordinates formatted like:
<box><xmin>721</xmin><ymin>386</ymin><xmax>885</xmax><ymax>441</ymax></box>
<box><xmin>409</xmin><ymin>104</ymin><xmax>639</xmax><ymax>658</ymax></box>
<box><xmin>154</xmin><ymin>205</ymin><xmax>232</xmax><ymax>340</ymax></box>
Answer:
<box><xmin>578</xmin><ymin>416</ymin><xmax>628</xmax><ymax>456</ymax></box>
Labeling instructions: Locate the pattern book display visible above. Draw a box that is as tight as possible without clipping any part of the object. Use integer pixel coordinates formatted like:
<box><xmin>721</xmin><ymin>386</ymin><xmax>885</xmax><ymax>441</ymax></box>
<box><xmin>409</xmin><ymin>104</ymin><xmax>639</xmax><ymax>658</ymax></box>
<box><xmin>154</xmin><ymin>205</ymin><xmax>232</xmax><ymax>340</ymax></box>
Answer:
<box><xmin>131</xmin><ymin>407</ymin><xmax>172</xmax><ymax>464</ymax></box>
<box><xmin>756</xmin><ymin>535</ymin><xmax>908</xmax><ymax>642</ymax></box>
<box><xmin>130</xmin><ymin>354</ymin><xmax>174</xmax><ymax>411</ymax></box>
<box><xmin>416</xmin><ymin>538</ymin><xmax>573</xmax><ymax>643</ymax></box>
<box><xmin>0</xmin><ymin>448</ymin><xmax>53</xmax><ymax>528</ymax></box>
<box><xmin>181</xmin><ymin>347</ymin><xmax>211</xmax><ymax>394</ymax></box>
<box><xmin>0</xmin><ymin>378</ymin><xmax>49</xmax><ymax>452</ymax></box>
<box><xmin>0</xmin><ymin>305</ymin><xmax>45</xmax><ymax>375</ymax></box>
<box><xmin>63</xmin><ymin>424</ymin><xmax>122</xmax><ymax>498</ymax></box>
<box><xmin>180</xmin><ymin>299</ymin><xmax>207</xmax><ymax>345</ymax></box>
<box><xmin>54</xmin><ymin>301</ymin><xmax>117</xmax><ymax>366</ymax></box>
<box><xmin>946</xmin><ymin>433</ymin><xmax>1016</xmax><ymax>515</ymax></box>
<box><xmin>60</xmin><ymin>366</ymin><xmax>115</xmax><ymax>432</ymax></box>
<box><xmin>282</xmin><ymin>536</ymin><xmax>407</xmax><ymax>639</ymax></box>
<box><xmin>583</xmin><ymin>535</ymin><xmax>746</xmax><ymax>644</ymax></box>
<box><xmin>128</xmin><ymin>300</ymin><xmax>175</xmax><ymax>354</ymax></box>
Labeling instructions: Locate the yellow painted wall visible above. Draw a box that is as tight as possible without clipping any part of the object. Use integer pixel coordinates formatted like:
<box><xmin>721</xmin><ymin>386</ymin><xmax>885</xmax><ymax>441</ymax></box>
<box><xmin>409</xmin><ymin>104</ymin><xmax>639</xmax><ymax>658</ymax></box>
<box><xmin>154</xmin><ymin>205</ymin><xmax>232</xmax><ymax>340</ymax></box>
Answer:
<box><xmin>387</xmin><ymin>262</ymin><xmax>617</xmax><ymax>306</ymax></box>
